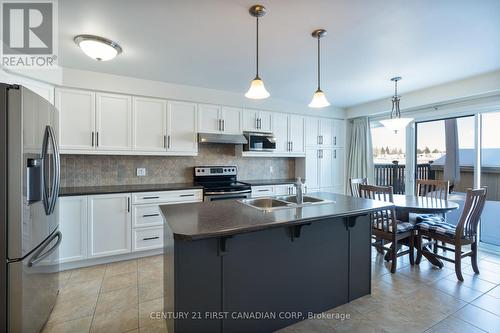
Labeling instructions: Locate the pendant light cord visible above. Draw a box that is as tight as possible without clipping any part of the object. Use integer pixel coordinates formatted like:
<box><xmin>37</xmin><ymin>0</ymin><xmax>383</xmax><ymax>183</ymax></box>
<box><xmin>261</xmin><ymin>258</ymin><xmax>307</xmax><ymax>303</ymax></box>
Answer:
<box><xmin>317</xmin><ymin>36</ymin><xmax>321</xmax><ymax>90</ymax></box>
<box><xmin>256</xmin><ymin>17</ymin><xmax>259</xmax><ymax>78</ymax></box>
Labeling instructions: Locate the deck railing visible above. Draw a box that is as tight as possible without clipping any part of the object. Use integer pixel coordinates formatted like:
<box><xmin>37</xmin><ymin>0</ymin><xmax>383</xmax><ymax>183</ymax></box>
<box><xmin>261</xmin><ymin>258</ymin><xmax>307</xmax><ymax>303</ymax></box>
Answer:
<box><xmin>374</xmin><ymin>161</ymin><xmax>434</xmax><ymax>194</ymax></box>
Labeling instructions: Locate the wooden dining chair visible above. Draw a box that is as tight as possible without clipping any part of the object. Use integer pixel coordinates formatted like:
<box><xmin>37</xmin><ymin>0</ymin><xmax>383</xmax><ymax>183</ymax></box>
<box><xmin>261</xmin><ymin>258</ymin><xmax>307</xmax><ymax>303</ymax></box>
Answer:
<box><xmin>349</xmin><ymin>178</ymin><xmax>368</xmax><ymax>197</ymax></box>
<box><xmin>416</xmin><ymin>179</ymin><xmax>450</xmax><ymax>200</ymax></box>
<box><xmin>359</xmin><ymin>184</ymin><xmax>415</xmax><ymax>273</ymax></box>
<box><xmin>414</xmin><ymin>179</ymin><xmax>451</xmax><ymax>252</ymax></box>
<box><xmin>415</xmin><ymin>188</ymin><xmax>487</xmax><ymax>281</ymax></box>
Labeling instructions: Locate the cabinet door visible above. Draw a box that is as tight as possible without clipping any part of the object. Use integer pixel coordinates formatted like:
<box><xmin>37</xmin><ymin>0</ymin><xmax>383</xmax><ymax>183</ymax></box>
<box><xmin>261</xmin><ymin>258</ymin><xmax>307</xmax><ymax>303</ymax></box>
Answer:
<box><xmin>272</xmin><ymin>113</ymin><xmax>289</xmax><ymax>153</ymax></box>
<box><xmin>305</xmin><ymin>148</ymin><xmax>319</xmax><ymax>189</ymax></box>
<box><xmin>167</xmin><ymin>101</ymin><xmax>198</xmax><ymax>153</ymax></box>
<box><xmin>258</xmin><ymin>111</ymin><xmax>273</xmax><ymax>133</ymax></box>
<box><xmin>320</xmin><ymin>118</ymin><xmax>334</xmax><ymax>147</ymax></box>
<box><xmin>55</xmin><ymin>88</ymin><xmax>95</xmax><ymax>151</ymax></box>
<box><xmin>305</xmin><ymin>117</ymin><xmax>320</xmax><ymax>147</ymax></box>
<box><xmin>58</xmin><ymin>196</ymin><xmax>88</xmax><ymax>263</ymax></box>
<box><xmin>333</xmin><ymin>119</ymin><xmax>346</xmax><ymax>147</ymax></box>
<box><xmin>320</xmin><ymin>149</ymin><xmax>334</xmax><ymax>188</ymax></box>
<box><xmin>242</xmin><ymin>109</ymin><xmax>259</xmax><ymax>132</ymax></box>
<box><xmin>333</xmin><ymin>148</ymin><xmax>345</xmax><ymax>187</ymax></box>
<box><xmin>88</xmin><ymin>194</ymin><xmax>131</xmax><ymax>258</ymax></box>
<box><xmin>96</xmin><ymin>93</ymin><xmax>132</xmax><ymax>151</ymax></box>
<box><xmin>198</xmin><ymin>104</ymin><xmax>221</xmax><ymax>133</ymax></box>
<box><xmin>133</xmin><ymin>97</ymin><xmax>167</xmax><ymax>152</ymax></box>
<box><xmin>220</xmin><ymin>107</ymin><xmax>241</xmax><ymax>134</ymax></box>
<box><xmin>289</xmin><ymin>115</ymin><xmax>305</xmax><ymax>154</ymax></box>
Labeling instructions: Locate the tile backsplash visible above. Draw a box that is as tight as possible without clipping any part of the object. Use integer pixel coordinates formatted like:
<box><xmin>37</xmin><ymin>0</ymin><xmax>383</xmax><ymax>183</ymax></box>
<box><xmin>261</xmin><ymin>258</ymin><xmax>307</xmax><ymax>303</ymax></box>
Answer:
<box><xmin>60</xmin><ymin>144</ymin><xmax>295</xmax><ymax>187</ymax></box>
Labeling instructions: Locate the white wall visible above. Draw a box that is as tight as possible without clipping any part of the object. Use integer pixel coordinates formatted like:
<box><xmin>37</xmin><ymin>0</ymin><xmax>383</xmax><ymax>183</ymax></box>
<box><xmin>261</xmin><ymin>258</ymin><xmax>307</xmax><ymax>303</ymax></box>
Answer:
<box><xmin>346</xmin><ymin>70</ymin><xmax>500</xmax><ymax>119</ymax></box>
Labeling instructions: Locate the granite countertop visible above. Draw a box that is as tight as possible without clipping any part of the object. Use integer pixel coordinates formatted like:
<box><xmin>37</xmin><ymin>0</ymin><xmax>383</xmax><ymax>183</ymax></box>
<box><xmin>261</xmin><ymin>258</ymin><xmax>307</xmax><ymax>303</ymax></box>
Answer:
<box><xmin>241</xmin><ymin>178</ymin><xmax>298</xmax><ymax>186</ymax></box>
<box><xmin>160</xmin><ymin>192</ymin><xmax>393</xmax><ymax>241</ymax></box>
<box><xmin>59</xmin><ymin>183</ymin><xmax>203</xmax><ymax>197</ymax></box>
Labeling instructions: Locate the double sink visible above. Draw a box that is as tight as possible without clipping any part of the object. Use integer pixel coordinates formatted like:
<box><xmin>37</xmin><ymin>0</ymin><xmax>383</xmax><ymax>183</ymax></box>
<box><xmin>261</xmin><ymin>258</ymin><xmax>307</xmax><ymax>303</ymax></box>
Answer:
<box><xmin>239</xmin><ymin>195</ymin><xmax>333</xmax><ymax>211</ymax></box>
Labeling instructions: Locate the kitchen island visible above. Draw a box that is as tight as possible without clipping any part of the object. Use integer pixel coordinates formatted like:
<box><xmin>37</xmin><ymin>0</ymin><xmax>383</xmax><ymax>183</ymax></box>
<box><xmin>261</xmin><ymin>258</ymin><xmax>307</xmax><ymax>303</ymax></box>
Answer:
<box><xmin>160</xmin><ymin>192</ymin><xmax>392</xmax><ymax>333</ymax></box>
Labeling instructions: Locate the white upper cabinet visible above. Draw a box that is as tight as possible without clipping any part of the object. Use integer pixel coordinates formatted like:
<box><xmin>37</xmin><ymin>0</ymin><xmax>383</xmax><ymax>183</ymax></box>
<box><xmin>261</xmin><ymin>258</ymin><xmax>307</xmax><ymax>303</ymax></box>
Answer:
<box><xmin>305</xmin><ymin>117</ymin><xmax>320</xmax><ymax>147</ymax></box>
<box><xmin>55</xmin><ymin>88</ymin><xmax>95</xmax><ymax>150</ymax></box>
<box><xmin>220</xmin><ymin>107</ymin><xmax>241</xmax><ymax>134</ymax></box>
<box><xmin>133</xmin><ymin>97</ymin><xmax>167</xmax><ymax>152</ymax></box>
<box><xmin>333</xmin><ymin>119</ymin><xmax>346</xmax><ymax>147</ymax></box>
<box><xmin>198</xmin><ymin>104</ymin><xmax>221</xmax><ymax>134</ymax></box>
<box><xmin>289</xmin><ymin>115</ymin><xmax>305</xmax><ymax>154</ymax></box>
<box><xmin>88</xmin><ymin>193</ymin><xmax>131</xmax><ymax>258</ymax></box>
<box><xmin>242</xmin><ymin>109</ymin><xmax>272</xmax><ymax>133</ymax></box>
<box><xmin>305</xmin><ymin>117</ymin><xmax>334</xmax><ymax>147</ymax></box>
<box><xmin>273</xmin><ymin>113</ymin><xmax>289</xmax><ymax>154</ymax></box>
<box><xmin>96</xmin><ymin>93</ymin><xmax>132</xmax><ymax>151</ymax></box>
<box><xmin>167</xmin><ymin>101</ymin><xmax>198</xmax><ymax>153</ymax></box>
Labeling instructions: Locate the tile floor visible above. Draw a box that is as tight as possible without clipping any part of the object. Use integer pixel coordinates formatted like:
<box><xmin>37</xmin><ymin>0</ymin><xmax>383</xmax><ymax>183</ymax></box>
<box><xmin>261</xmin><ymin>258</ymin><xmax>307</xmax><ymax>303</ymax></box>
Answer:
<box><xmin>43</xmin><ymin>249</ymin><xmax>500</xmax><ymax>333</ymax></box>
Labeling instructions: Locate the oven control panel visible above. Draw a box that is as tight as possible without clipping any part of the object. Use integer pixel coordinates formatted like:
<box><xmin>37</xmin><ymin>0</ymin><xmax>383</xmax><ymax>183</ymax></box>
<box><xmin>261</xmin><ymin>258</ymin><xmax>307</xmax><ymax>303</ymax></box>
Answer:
<box><xmin>195</xmin><ymin>166</ymin><xmax>238</xmax><ymax>177</ymax></box>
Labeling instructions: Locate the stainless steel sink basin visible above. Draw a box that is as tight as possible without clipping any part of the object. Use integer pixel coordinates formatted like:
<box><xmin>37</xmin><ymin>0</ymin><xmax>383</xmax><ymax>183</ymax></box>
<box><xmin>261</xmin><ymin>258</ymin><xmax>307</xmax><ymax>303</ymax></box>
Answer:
<box><xmin>278</xmin><ymin>195</ymin><xmax>325</xmax><ymax>204</ymax></box>
<box><xmin>239</xmin><ymin>195</ymin><xmax>334</xmax><ymax>211</ymax></box>
<box><xmin>239</xmin><ymin>198</ymin><xmax>291</xmax><ymax>210</ymax></box>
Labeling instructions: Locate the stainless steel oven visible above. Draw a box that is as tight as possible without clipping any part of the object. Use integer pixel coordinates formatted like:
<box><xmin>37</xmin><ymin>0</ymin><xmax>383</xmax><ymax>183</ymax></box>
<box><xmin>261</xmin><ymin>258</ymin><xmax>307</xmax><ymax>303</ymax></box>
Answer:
<box><xmin>243</xmin><ymin>132</ymin><xmax>276</xmax><ymax>152</ymax></box>
<box><xmin>194</xmin><ymin>166</ymin><xmax>252</xmax><ymax>202</ymax></box>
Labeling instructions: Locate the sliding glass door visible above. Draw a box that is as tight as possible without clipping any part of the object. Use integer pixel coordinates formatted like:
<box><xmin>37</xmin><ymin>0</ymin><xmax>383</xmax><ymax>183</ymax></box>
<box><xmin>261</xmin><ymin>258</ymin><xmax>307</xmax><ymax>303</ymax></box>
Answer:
<box><xmin>480</xmin><ymin>112</ymin><xmax>500</xmax><ymax>247</ymax></box>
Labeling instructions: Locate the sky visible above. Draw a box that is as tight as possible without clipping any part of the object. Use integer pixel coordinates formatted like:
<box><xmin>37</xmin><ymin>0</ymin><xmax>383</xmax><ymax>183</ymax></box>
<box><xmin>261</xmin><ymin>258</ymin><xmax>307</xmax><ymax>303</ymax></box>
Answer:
<box><xmin>371</xmin><ymin>113</ymin><xmax>500</xmax><ymax>151</ymax></box>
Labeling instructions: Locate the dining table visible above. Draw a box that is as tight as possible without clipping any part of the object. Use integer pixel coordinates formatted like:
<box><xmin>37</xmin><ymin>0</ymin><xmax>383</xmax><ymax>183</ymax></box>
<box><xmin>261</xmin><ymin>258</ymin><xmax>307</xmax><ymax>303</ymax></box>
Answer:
<box><xmin>390</xmin><ymin>194</ymin><xmax>460</xmax><ymax>267</ymax></box>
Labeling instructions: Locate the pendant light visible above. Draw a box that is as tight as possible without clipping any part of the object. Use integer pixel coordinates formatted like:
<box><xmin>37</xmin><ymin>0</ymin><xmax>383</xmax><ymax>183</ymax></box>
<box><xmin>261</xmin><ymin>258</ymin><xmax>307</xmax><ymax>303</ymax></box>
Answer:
<box><xmin>380</xmin><ymin>77</ymin><xmax>414</xmax><ymax>133</ymax></box>
<box><xmin>245</xmin><ymin>5</ymin><xmax>270</xmax><ymax>99</ymax></box>
<box><xmin>309</xmin><ymin>29</ymin><xmax>330</xmax><ymax>108</ymax></box>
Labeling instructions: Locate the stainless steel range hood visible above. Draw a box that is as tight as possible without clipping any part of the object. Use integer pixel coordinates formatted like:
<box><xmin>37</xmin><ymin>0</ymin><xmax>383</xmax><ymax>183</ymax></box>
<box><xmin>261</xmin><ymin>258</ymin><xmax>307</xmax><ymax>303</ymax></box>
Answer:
<box><xmin>198</xmin><ymin>133</ymin><xmax>248</xmax><ymax>145</ymax></box>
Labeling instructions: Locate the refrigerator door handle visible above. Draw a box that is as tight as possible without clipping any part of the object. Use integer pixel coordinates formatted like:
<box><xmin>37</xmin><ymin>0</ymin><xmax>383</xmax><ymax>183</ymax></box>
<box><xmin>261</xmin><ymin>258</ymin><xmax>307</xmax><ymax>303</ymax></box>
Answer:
<box><xmin>41</xmin><ymin>126</ymin><xmax>60</xmax><ymax>215</ymax></box>
<box><xmin>28</xmin><ymin>231</ymin><xmax>62</xmax><ymax>267</ymax></box>
<box><xmin>48</xmin><ymin>126</ymin><xmax>60</xmax><ymax>214</ymax></box>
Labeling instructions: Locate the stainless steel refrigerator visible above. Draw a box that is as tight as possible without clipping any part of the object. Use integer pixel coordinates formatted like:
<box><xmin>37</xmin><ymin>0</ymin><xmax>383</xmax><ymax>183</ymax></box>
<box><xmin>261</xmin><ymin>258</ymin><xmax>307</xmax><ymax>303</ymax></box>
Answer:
<box><xmin>1</xmin><ymin>84</ymin><xmax>61</xmax><ymax>332</ymax></box>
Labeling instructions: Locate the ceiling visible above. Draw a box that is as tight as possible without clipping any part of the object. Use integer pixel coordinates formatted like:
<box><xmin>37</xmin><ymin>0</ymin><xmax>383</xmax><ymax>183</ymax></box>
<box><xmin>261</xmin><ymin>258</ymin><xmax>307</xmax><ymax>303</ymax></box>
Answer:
<box><xmin>59</xmin><ymin>0</ymin><xmax>500</xmax><ymax>108</ymax></box>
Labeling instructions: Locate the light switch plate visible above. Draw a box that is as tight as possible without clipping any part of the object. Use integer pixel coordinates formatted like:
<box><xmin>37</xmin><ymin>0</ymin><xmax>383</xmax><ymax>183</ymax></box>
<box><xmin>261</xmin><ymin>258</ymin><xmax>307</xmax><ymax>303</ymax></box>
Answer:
<box><xmin>136</xmin><ymin>168</ymin><xmax>146</xmax><ymax>177</ymax></box>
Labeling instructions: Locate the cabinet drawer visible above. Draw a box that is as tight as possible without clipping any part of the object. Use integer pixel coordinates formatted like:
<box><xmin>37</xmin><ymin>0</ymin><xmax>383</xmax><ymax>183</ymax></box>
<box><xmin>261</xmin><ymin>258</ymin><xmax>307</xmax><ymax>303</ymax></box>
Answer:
<box><xmin>251</xmin><ymin>186</ymin><xmax>275</xmax><ymax>198</ymax></box>
<box><xmin>132</xmin><ymin>204</ymin><xmax>164</xmax><ymax>228</ymax></box>
<box><xmin>132</xmin><ymin>226</ymin><xmax>164</xmax><ymax>252</ymax></box>
<box><xmin>132</xmin><ymin>189</ymin><xmax>202</xmax><ymax>204</ymax></box>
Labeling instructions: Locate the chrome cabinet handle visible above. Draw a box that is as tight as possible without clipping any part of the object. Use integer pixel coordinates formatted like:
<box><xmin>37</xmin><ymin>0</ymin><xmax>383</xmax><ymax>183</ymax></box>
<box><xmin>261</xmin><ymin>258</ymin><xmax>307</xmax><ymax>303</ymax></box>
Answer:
<box><xmin>127</xmin><ymin>197</ymin><xmax>130</xmax><ymax>212</ymax></box>
<box><xmin>318</xmin><ymin>135</ymin><xmax>321</xmax><ymax>145</ymax></box>
<box><xmin>334</xmin><ymin>150</ymin><xmax>337</xmax><ymax>159</ymax></box>
<box><xmin>334</xmin><ymin>136</ymin><xmax>337</xmax><ymax>145</ymax></box>
<box><xmin>163</xmin><ymin>135</ymin><xmax>167</xmax><ymax>149</ymax></box>
<box><xmin>96</xmin><ymin>132</ymin><xmax>99</xmax><ymax>147</ymax></box>
<box><xmin>143</xmin><ymin>196</ymin><xmax>160</xmax><ymax>199</ymax></box>
<box><xmin>91</xmin><ymin>131</ymin><xmax>94</xmax><ymax>147</ymax></box>
<box><xmin>179</xmin><ymin>194</ymin><xmax>195</xmax><ymax>197</ymax></box>
<box><xmin>222</xmin><ymin>119</ymin><xmax>225</xmax><ymax>132</ymax></box>
<box><xmin>218</xmin><ymin>119</ymin><xmax>221</xmax><ymax>131</ymax></box>
<box><xmin>167</xmin><ymin>135</ymin><xmax>171</xmax><ymax>149</ymax></box>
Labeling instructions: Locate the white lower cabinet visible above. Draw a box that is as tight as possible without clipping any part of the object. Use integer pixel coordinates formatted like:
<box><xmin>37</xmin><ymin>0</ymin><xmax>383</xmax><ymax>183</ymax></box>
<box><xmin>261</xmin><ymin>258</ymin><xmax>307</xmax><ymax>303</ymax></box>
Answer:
<box><xmin>132</xmin><ymin>226</ymin><xmax>164</xmax><ymax>252</ymax></box>
<box><xmin>251</xmin><ymin>185</ymin><xmax>275</xmax><ymax>198</ymax></box>
<box><xmin>58</xmin><ymin>189</ymin><xmax>203</xmax><ymax>266</ymax></box>
<box><xmin>88</xmin><ymin>193</ymin><xmax>132</xmax><ymax>258</ymax></box>
<box><xmin>58</xmin><ymin>196</ymin><xmax>88</xmax><ymax>263</ymax></box>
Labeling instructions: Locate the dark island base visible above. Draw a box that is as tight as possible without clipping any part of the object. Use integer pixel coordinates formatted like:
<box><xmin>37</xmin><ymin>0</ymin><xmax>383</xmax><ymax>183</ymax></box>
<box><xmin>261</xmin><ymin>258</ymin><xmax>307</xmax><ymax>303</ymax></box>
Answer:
<box><xmin>164</xmin><ymin>215</ymin><xmax>372</xmax><ymax>333</ymax></box>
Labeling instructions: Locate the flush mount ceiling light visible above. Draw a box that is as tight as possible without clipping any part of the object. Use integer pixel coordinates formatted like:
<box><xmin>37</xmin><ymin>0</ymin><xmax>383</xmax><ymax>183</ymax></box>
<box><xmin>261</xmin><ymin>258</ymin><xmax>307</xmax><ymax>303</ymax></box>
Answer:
<box><xmin>309</xmin><ymin>29</ymin><xmax>330</xmax><ymax>108</ymax></box>
<box><xmin>380</xmin><ymin>77</ymin><xmax>414</xmax><ymax>133</ymax></box>
<box><xmin>245</xmin><ymin>4</ymin><xmax>270</xmax><ymax>100</ymax></box>
<box><xmin>74</xmin><ymin>35</ymin><xmax>122</xmax><ymax>61</ymax></box>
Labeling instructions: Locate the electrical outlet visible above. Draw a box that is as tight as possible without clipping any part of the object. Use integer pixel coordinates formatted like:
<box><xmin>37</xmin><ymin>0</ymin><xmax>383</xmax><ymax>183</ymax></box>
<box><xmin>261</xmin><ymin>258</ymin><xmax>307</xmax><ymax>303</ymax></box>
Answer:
<box><xmin>136</xmin><ymin>168</ymin><xmax>146</xmax><ymax>177</ymax></box>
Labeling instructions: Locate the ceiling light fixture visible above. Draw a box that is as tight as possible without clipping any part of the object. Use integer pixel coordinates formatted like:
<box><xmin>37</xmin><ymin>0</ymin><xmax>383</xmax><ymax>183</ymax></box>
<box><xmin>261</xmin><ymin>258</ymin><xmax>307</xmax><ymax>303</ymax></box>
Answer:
<box><xmin>309</xmin><ymin>29</ymin><xmax>330</xmax><ymax>108</ymax></box>
<box><xmin>380</xmin><ymin>77</ymin><xmax>414</xmax><ymax>133</ymax></box>
<box><xmin>245</xmin><ymin>5</ymin><xmax>270</xmax><ymax>99</ymax></box>
<box><xmin>74</xmin><ymin>34</ymin><xmax>122</xmax><ymax>61</ymax></box>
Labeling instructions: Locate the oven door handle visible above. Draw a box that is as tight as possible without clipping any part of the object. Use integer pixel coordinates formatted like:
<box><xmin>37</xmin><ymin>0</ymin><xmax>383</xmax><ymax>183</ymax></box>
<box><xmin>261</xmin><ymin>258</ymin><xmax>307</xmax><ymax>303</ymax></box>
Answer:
<box><xmin>205</xmin><ymin>190</ymin><xmax>251</xmax><ymax>195</ymax></box>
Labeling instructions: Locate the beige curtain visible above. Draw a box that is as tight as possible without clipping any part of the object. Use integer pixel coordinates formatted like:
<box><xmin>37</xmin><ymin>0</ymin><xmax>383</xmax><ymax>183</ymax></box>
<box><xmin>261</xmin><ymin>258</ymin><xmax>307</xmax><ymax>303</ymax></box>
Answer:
<box><xmin>347</xmin><ymin>117</ymin><xmax>374</xmax><ymax>185</ymax></box>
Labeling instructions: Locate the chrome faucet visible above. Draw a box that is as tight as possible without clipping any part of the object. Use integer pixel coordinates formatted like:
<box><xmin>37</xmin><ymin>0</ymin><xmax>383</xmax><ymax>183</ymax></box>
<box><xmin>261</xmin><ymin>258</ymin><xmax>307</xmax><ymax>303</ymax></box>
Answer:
<box><xmin>295</xmin><ymin>177</ymin><xmax>304</xmax><ymax>204</ymax></box>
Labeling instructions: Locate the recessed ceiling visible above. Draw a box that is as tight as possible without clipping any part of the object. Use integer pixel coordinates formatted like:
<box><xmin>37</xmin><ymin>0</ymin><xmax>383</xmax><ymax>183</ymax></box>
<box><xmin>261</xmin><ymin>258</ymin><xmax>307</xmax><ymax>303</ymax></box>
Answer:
<box><xmin>59</xmin><ymin>0</ymin><xmax>500</xmax><ymax>108</ymax></box>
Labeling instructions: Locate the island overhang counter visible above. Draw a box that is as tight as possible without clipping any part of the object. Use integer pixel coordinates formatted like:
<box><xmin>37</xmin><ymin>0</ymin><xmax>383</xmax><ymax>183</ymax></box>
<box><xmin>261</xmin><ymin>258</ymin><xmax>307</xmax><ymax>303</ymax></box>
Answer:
<box><xmin>160</xmin><ymin>192</ymin><xmax>393</xmax><ymax>333</ymax></box>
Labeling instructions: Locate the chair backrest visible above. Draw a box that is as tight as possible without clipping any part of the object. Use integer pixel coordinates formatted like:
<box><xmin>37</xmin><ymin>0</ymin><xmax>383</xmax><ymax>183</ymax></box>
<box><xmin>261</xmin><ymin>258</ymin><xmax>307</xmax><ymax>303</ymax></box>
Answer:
<box><xmin>416</xmin><ymin>179</ymin><xmax>450</xmax><ymax>200</ymax></box>
<box><xmin>359</xmin><ymin>184</ymin><xmax>396</xmax><ymax>233</ymax></box>
<box><xmin>456</xmin><ymin>188</ymin><xmax>487</xmax><ymax>239</ymax></box>
<box><xmin>349</xmin><ymin>178</ymin><xmax>368</xmax><ymax>197</ymax></box>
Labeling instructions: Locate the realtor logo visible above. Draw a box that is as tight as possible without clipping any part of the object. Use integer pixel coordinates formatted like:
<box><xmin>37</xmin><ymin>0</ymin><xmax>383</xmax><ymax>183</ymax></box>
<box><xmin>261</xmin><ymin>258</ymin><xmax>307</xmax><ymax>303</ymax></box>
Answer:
<box><xmin>1</xmin><ymin>0</ymin><xmax>58</xmax><ymax>68</ymax></box>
